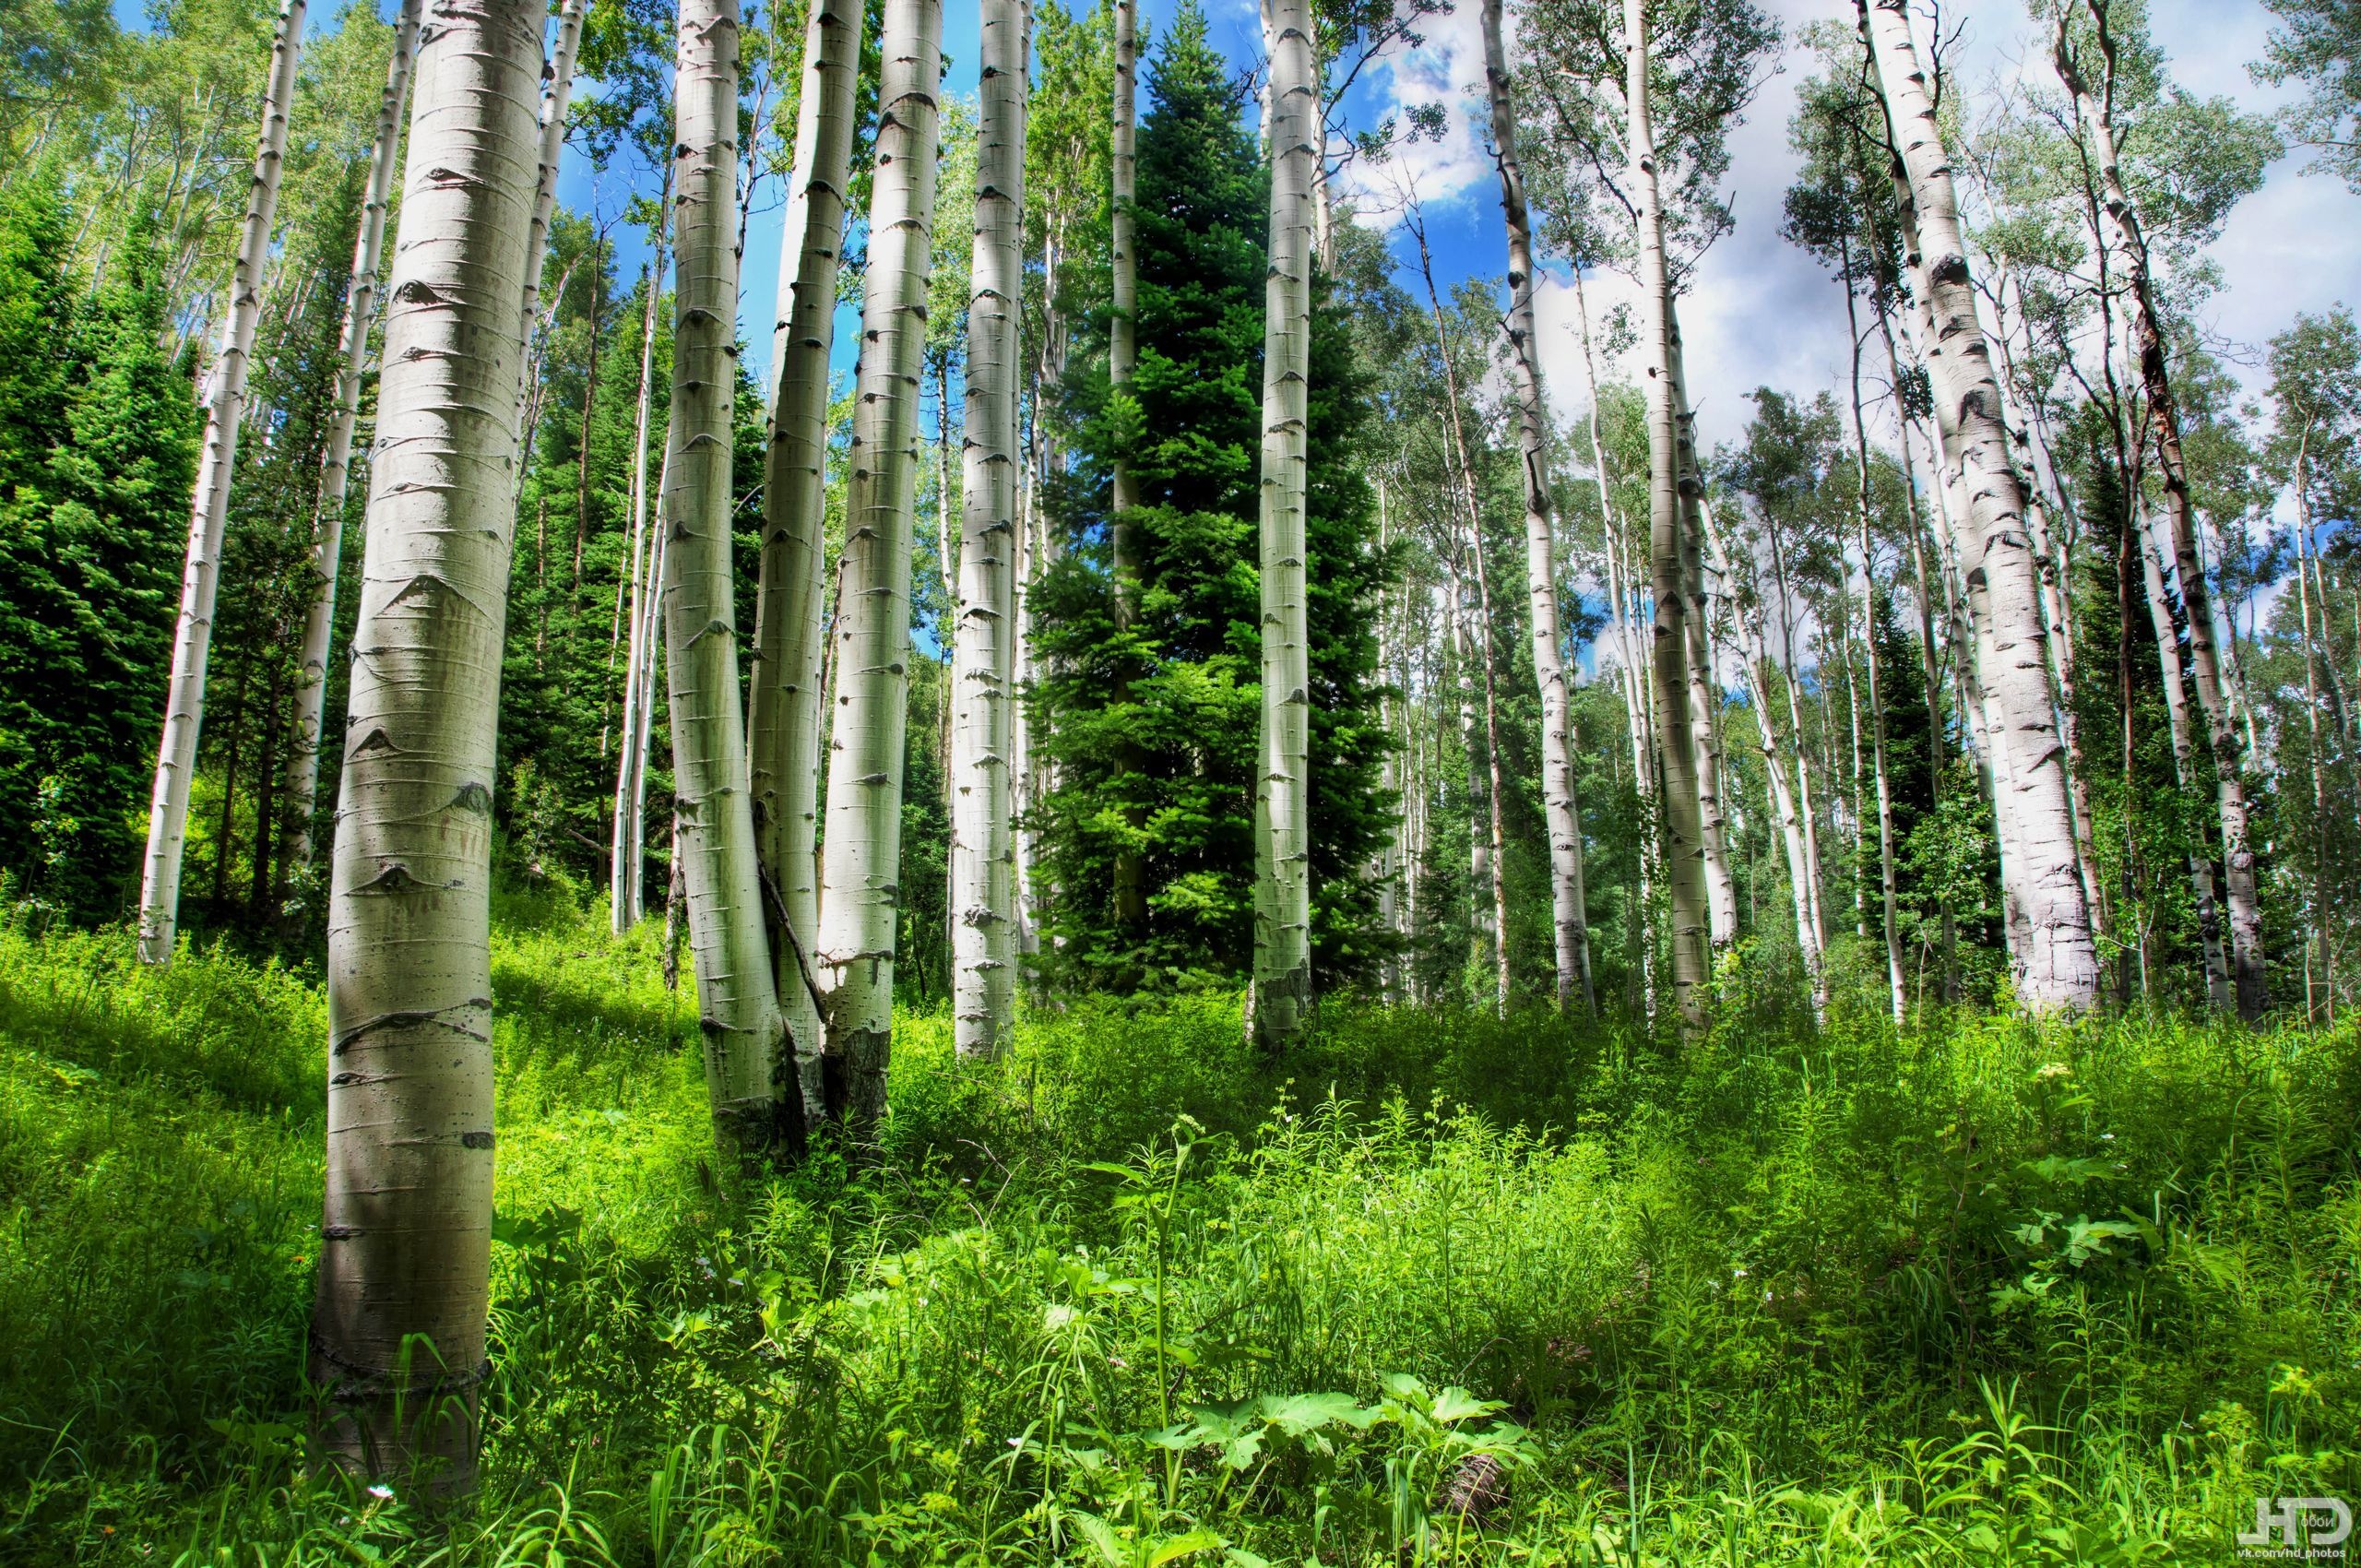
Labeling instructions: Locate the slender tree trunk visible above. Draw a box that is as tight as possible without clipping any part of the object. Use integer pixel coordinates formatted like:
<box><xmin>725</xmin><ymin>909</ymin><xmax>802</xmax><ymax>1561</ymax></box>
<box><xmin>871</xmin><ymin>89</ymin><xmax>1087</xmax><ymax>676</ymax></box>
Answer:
<box><xmin>1840</xmin><ymin>268</ymin><xmax>1905</xmax><ymax>1020</ymax></box>
<box><xmin>1863</xmin><ymin>0</ymin><xmax>2098</xmax><ymax>1010</ymax></box>
<box><xmin>611</xmin><ymin>197</ymin><xmax>671</xmax><ymax>932</ymax></box>
<box><xmin>1664</xmin><ymin>309</ymin><xmax>1738</xmax><ymax>950</ymax></box>
<box><xmin>513</xmin><ymin>0</ymin><xmax>588</xmax><ymax>440</ymax></box>
<box><xmin>950</xmin><ymin>0</ymin><xmax>1028</xmax><ymax>1058</ymax></box>
<box><xmin>751</xmin><ymin>0</ymin><xmax>862</xmax><ymax>1127</ymax></box>
<box><xmin>311</xmin><ymin>0</ymin><xmax>542</xmax><ymax>1484</ymax></box>
<box><xmin>137</xmin><ymin>0</ymin><xmax>308</xmax><ymax>965</ymax></box>
<box><xmin>282</xmin><ymin>0</ymin><xmax>422</xmax><ymax>884</ymax></box>
<box><xmin>1252</xmin><ymin>0</ymin><xmax>1316</xmax><ymax>1046</ymax></box>
<box><xmin>2057</xmin><ymin>12</ymin><xmax>2265</xmax><ymax>1017</ymax></box>
<box><xmin>1625</xmin><ymin>0</ymin><xmax>1707</xmax><ymax>1023</ymax></box>
<box><xmin>1449</xmin><ymin>580</ymin><xmax>1495</xmax><ymax>988</ymax></box>
<box><xmin>816</xmin><ymin>0</ymin><xmax>941</xmax><ymax>1122</ymax></box>
<box><xmin>1105</xmin><ymin>0</ymin><xmax>1147</xmax><ymax>931</ymax></box>
<box><xmin>659</xmin><ymin>0</ymin><xmax>794</xmax><ymax>1155</ymax></box>
<box><xmin>2134</xmin><ymin>502</ymin><xmax>2235</xmax><ymax>1008</ymax></box>
<box><xmin>2296</xmin><ymin>469</ymin><xmax>2333</xmax><ymax>1022</ymax></box>
<box><xmin>573</xmin><ymin>236</ymin><xmax>604</xmax><ymax>599</ymax></box>
<box><xmin>1482</xmin><ymin>0</ymin><xmax>1592</xmax><ymax>1015</ymax></box>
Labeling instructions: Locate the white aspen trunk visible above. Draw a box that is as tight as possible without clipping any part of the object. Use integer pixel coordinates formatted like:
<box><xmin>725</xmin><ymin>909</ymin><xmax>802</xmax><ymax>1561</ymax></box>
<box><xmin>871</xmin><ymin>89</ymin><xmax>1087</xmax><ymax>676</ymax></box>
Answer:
<box><xmin>751</xmin><ymin>0</ymin><xmax>861</xmax><ymax>1127</ymax></box>
<box><xmin>816</xmin><ymin>0</ymin><xmax>941</xmax><ymax>1121</ymax></box>
<box><xmin>1840</xmin><ymin>269</ymin><xmax>1906</xmax><ymax>1021</ymax></box>
<box><xmin>137</xmin><ymin>0</ymin><xmax>308</xmax><ymax>965</ymax></box>
<box><xmin>2295</xmin><ymin>472</ymin><xmax>2333</xmax><ymax>1021</ymax></box>
<box><xmin>1863</xmin><ymin>0</ymin><xmax>2098</xmax><ymax>1011</ymax></box>
<box><xmin>2058</xmin><ymin>11</ymin><xmax>2265</xmax><ymax>1018</ymax></box>
<box><xmin>611</xmin><ymin>199</ymin><xmax>670</xmax><ymax>932</ymax></box>
<box><xmin>311</xmin><ymin>0</ymin><xmax>542</xmax><ymax>1482</ymax></box>
<box><xmin>950</xmin><ymin>0</ymin><xmax>1028</xmax><ymax>1059</ymax></box>
<box><xmin>1108</xmin><ymin>0</ymin><xmax>1139</xmax><ymax>595</ymax></box>
<box><xmin>1448</xmin><ymin>582</ymin><xmax>1495</xmax><ymax>986</ymax></box>
<box><xmin>1252</xmin><ymin>0</ymin><xmax>1316</xmax><ymax>1045</ymax></box>
<box><xmin>660</xmin><ymin>0</ymin><xmax>793</xmax><ymax>1154</ymax></box>
<box><xmin>1665</xmin><ymin>304</ymin><xmax>1737</xmax><ymax>949</ymax></box>
<box><xmin>1627</xmin><ymin>0</ymin><xmax>1707</xmax><ymax>1022</ymax></box>
<box><xmin>2135</xmin><ymin>504</ymin><xmax>2236</xmax><ymax>1010</ymax></box>
<box><xmin>513</xmin><ymin>0</ymin><xmax>588</xmax><ymax>437</ymax></box>
<box><xmin>1481</xmin><ymin>0</ymin><xmax>1592</xmax><ymax>1016</ymax></box>
<box><xmin>282</xmin><ymin>0</ymin><xmax>422</xmax><ymax>881</ymax></box>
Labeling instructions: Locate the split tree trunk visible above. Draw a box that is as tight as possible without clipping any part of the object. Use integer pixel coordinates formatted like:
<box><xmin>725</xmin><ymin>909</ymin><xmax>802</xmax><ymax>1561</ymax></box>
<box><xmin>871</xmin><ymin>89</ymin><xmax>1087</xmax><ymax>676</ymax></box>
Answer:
<box><xmin>660</xmin><ymin>0</ymin><xmax>795</xmax><ymax>1156</ymax></box>
<box><xmin>816</xmin><ymin>0</ymin><xmax>943</xmax><ymax>1121</ymax></box>
<box><xmin>310</xmin><ymin>0</ymin><xmax>544</xmax><ymax>1483</ymax></box>
<box><xmin>1626</xmin><ymin>0</ymin><xmax>1709</xmax><ymax>1024</ymax></box>
<box><xmin>137</xmin><ymin>0</ymin><xmax>308</xmax><ymax>965</ymax></box>
<box><xmin>1481</xmin><ymin>0</ymin><xmax>1593</xmax><ymax>1016</ymax></box>
<box><xmin>950</xmin><ymin>0</ymin><xmax>1029</xmax><ymax>1058</ymax></box>
<box><xmin>282</xmin><ymin>0</ymin><xmax>422</xmax><ymax>881</ymax></box>
<box><xmin>611</xmin><ymin>185</ymin><xmax>672</xmax><ymax>932</ymax></box>
<box><xmin>2057</xmin><ymin>7</ymin><xmax>2265</xmax><ymax>1018</ymax></box>
<box><xmin>1862</xmin><ymin>0</ymin><xmax>2099</xmax><ymax>1010</ymax></box>
<box><xmin>1250</xmin><ymin>0</ymin><xmax>1317</xmax><ymax>1047</ymax></box>
<box><xmin>750</xmin><ymin>0</ymin><xmax>863</xmax><ymax>1127</ymax></box>
<box><xmin>513</xmin><ymin>0</ymin><xmax>588</xmax><ymax>439</ymax></box>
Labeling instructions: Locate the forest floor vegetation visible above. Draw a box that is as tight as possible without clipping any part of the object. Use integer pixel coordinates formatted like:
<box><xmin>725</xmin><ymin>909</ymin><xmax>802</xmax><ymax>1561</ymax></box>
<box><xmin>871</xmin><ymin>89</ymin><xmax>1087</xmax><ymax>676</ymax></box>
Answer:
<box><xmin>0</xmin><ymin>885</ymin><xmax>2355</xmax><ymax>1563</ymax></box>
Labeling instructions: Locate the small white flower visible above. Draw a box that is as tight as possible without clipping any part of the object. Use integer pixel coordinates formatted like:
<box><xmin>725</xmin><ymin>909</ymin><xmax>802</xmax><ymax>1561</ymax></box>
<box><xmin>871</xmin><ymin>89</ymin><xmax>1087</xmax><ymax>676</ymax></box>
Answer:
<box><xmin>367</xmin><ymin>1484</ymin><xmax>395</xmax><ymax>1501</ymax></box>
<box><xmin>1732</xmin><ymin>1265</ymin><xmax>1748</xmax><ymax>1278</ymax></box>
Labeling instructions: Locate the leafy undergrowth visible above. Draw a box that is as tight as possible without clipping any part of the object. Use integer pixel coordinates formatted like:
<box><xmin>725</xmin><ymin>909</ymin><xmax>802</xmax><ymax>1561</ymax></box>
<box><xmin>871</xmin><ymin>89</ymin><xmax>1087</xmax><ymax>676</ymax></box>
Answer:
<box><xmin>1</xmin><ymin>897</ymin><xmax>2355</xmax><ymax>1563</ymax></box>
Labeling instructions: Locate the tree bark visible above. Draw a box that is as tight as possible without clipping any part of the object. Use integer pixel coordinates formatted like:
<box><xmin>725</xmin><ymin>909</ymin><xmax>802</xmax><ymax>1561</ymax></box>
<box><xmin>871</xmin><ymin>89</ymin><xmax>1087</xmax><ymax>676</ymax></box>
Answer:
<box><xmin>750</xmin><ymin>0</ymin><xmax>861</xmax><ymax>1127</ymax></box>
<box><xmin>1481</xmin><ymin>0</ymin><xmax>1593</xmax><ymax>1016</ymax></box>
<box><xmin>1627</xmin><ymin>0</ymin><xmax>1708</xmax><ymax>1025</ymax></box>
<box><xmin>513</xmin><ymin>0</ymin><xmax>588</xmax><ymax>439</ymax></box>
<box><xmin>138</xmin><ymin>0</ymin><xmax>308</xmax><ymax>965</ymax></box>
<box><xmin>282</xmin><ymin>0</ymin><xmax>422</xmax><ymax>885</ymax></box>
<box><xmin>1840</xmin><ymin>266</ymin><xmax>1906</xmax><ymax>1021</ymax></box>
<box><xmin>1665</xmin><ymin>304</ymin><xmax>1738</xmax><ymax>949</ymax></box>
<box><xmin>1251</xmin><ymin>0</ymin><xmax>1316</xmax><ymax>1046</ymax></box>
<box><xmin>611</xmin><ymin>182</ymin><xmax>671</xmax><ymax>932</ymax></box>
<box><xmin>2057</xmin><ymin>6</ymin><xmax>2265</xmax><ymax>1018</ymax></box>
<box><xmin>310</xmin><ymin>0</ymin><xmax>543</xmax><ymax>1484</ymax></box>
<box><xmin>816</xmin><ymin>0</ymin><xmax>942</xmax><ymax>1122</ymax></box>
<box><xmin>1861</xmin><ymin>0</ymin><xmax>2099</xmax><ymax>1011</ymax></box>
<box><xmin>951</xmin><ymin>0</ymin><xmax>1028</xmax><ymax>1058</ymax></box>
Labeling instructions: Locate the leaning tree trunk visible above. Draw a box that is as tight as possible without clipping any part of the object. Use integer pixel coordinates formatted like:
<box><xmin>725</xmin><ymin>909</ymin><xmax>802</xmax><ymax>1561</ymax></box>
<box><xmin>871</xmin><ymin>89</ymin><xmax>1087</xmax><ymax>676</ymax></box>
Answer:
<box><xmin>1626</xmin><ymin>0</ymin><xmax>1708</xmax><ymax>1025</ymax></box>
<box><xmin>750</xmin><ymin>0</ymin><xmax>863</xmax><ymax>1128</ymax></box>
<box><xmin>310</xmin><ymin>0</ymin><xmax>543</xmax><ymax>1484</ymax></box>
<box><xmin>137</xmin><ymin>0</ymin><xmax>308</xmax><ymax>966</ymax></box>
<box><xmin>1665</xmin><ymin>305</ymin><xmax>1738</xmax><ymax>950</ymax></box>
<box><xmin>815</xmin><ymin>0</ymin><xmax>942</xmax><ymax>1122</ymax></box>
<box><xmin>611</xmin><ymin>188</ymin><xmax>671</xmax><ymax>932</ymax></box>
<box><xmin>2057</xmin><ymin>8</ymin><xmax>2265</xmax><ymax>1018</ymax></box>
<box><xmin>1840</xmin><ymin>262</ymin><xmax>1906</xmax><ymax>1021</ymax></box>
<box><xmin>660</xmin><ymin>0</ymin><xmax>795</xmax><ymax>1157</ymax></box>
<box><xmin>2134</xmin><ymin>504</ymin><xmax>2236</xmax><ymax>1009</ymax></box>
<box><xmin>1250</xmin><ymin>0</ymin><xmax>1317</xmax><ymax>1047</ymax></box>
<box><xmin>1481</xmin><ymin>0</ymin><xmax>1594</xmax><ymax>1016</ymax></box>
<box><xmin>950</xmin><ymin>0</ymin><xmax>1029</xmax><ymax>1059</ymax></box>
<box><xmin>281</xmin><ymin>0</ymin><xmax>422</xmax><ymax>884</ymax></box>
<box><xmin>513</xmin><ymin>0</ymin><xmax>588</xmax><ymax>438</ymax></box>
<box><xmin>1862</xmin><ymin>0</ymin><xmax>2098</xmax><ymax>1011</ymax></box>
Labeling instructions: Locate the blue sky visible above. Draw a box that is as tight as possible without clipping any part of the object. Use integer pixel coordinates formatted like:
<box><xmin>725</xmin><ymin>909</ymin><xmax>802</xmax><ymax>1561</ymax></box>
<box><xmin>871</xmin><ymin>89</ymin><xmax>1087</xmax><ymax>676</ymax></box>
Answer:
<box><xmin>117</xmin><ymin>0</ymin><xmax>2361</xmax><ymax>456</ymax></box>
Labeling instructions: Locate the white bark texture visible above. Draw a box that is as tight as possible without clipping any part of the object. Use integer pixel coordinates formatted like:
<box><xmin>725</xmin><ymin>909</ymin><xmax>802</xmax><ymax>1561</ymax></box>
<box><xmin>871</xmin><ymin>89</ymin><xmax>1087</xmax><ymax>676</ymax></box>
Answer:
<box><xmin>283</xmin><ymin>0</ymin><xmax>422</xmax><ymax>878</ymax></box>
<box><xmin>512</xmin><ymin>0</ymin><xmax>588</xmax><ymax>432</ymax></box>
<box><xmin>751</xmin><ymin>0</ymin><xmax>863</xmax><ymax>1126</ymax></box>
<box><xmin>951</xmin><ymin>0</ymin><xmax>1029</xmax><ymax>1059</ymax></box>
<box><xmin>1481</xmin><ymin>0</ymin><xmax>1594</xmax><ymax>1016</ymax></box>
<box><xmin>660</xmin><ymin>0</ymin><xmax>793</xmax><ymax>1154</ymax></box>
<box><xmin>1862</xmin><ymin>0</ymin><xmax>2099</xmax><ymax>1011</ymax></box>
<box><xmin>1252</xmin><ymin>0</ymin><xmax>1316</xmax><ymax>1046</ymax></box>
<box><xmin>1665</xmin><ymin>306</ymin><xmax>1738</xmax><ymax>948</ymax></box>
<box><xmin>1626</xmin><ymin>0</ymin><xmax>1708</xmax><ymax>1022</ymax></box>
<box><xmin>2136</xmin><ymin>505</ymin><xmax>2236</xmax><ymax>1011</ymax></box>
<box><xmin>2058</xmin><ymin>11</ymin><xmax>2265</xmax><ymax>1018</ymax></box>
<box><xmin>1108</xmin><ymin>0</ymin><xmax>1139</xmax><ymax>588</ymax></box>
<box><xmin>137</xmin><ymin>0</ymin><xmax>308</xmax><ymax>965</ymax></box>
<box><xmin>611</xmin><ymin>197</ymin><xmax>670</xmax><ymax>933</ymax></box>
<box><xmin>310</xmin><ymin>0</ymin><xmax>544</xmax><ymax>1482</ymax></box>
<box><xmin>817</xmin><ymin>0</ymin><xmax>941</xmax><ymax>1122</ymax></box>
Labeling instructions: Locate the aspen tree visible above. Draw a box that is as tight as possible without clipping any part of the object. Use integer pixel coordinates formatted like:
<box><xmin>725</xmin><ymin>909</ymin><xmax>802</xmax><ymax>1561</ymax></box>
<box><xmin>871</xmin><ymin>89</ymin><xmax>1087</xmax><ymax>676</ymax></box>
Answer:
<box><xmin>1860</xmin><ymin>0</ymin><xmax>2099</xmax><ymax>1010</ymax></box>
<box><xmin>283</xmin><ymin>0</ymin><xmax>423</xmax><ymax>880</ymax></box>
<box><xmin>817</xmin><ymin>0</ymin><xmax>942</xmax><ymax>1119</ymax></box>
<box><xmin>612</xmin><ymin>177</ymin><xmax>672</xmax><ymax>932</ymax></box>
<box><xmin>1665</xmin><ymin>311</ymin><xmax>1738</xmax><ymax>948</ymax></box>
<box><xmin>516</xmin><ymin>0</ymin><xmax>589</xmax><ymax>432</ymax></box>
<box><xmin>1249</xmin><ymin>0</ymin><xmax>1317</xmax><ymax>1045</ymax></box>
<box><xmin>2055</xmin><ymin>2</ymin><xmax>2265</xmax><ymax>1018</ymax></box>
<box><xmin>951</xmin><ymin>0</ymin><xmax>1029</xmax><ymax>1058</ymax></box>
<box><xmin>311</xmin><ymin>0</ymin><xmax>544</xmax><ymax>1482</ymax></box>
<box><xmin>1625</xmin><ymin>0</ymin><xmax>1709</xmax><ymax>1023</ymax></box>
<box><xmin>1479</xmin><ymin>0</ymin><xmax>1593</xmax><ymax>1016</ymax></box>
<box><xmin>751</xmin><ymin>0</ymin><xmax>863</xmax><ymax>1126</ymax></box>
<box><xmin>657</xmin><ymin>0</ymin><xmax>793</xmax><ymax>1152</ymax></box>
<box><xmin>137</xmin><ymin>0</ymin><xmax>308</xmax><ymax>965</ymax></box>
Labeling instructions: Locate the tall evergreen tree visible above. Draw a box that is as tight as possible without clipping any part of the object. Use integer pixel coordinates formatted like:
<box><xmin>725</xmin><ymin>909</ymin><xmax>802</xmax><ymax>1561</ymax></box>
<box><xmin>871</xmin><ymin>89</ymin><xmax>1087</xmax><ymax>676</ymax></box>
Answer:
<box><xmin>1031</xmin><ymin>0</ymin><xmax>1392</xmax><ymax>996</ymax></box>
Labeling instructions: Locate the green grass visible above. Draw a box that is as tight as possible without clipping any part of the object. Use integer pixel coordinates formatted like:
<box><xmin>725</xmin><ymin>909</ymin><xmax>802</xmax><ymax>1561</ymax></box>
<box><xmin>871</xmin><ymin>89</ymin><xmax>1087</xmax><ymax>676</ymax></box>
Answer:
<box><xmin>0</xmin><ymin>894</ymin><xmax>2355</xmax><ymax>1563</ymax></box>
